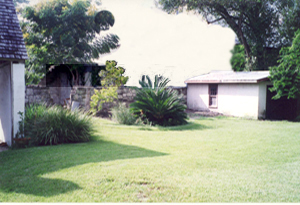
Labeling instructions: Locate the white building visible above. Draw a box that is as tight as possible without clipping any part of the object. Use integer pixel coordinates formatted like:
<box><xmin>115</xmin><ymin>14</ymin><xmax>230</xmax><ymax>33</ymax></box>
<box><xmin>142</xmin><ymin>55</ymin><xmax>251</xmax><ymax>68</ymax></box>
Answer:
<box><xmin>0</xmin><ymin>0</ymin><xmax>28</xmax><ymax>146</ymax></box>
<box><xmin>185</xmin><ymin>71</ymin><xmax>299</xmax><ymax>120</ymax></box>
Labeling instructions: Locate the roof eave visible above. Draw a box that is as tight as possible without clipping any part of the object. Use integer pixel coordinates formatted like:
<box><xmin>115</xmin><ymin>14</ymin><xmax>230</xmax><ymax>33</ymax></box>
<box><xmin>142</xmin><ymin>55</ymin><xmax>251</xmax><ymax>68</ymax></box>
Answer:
<box><xmin>185</xmin><ymin>79</ymin><xmax>270</xmax><ymax>84</ymax></box>
<box><xmin>0</xmin><ymin>58</ymin><xmax>26</xmax><ymax>63</ymax></box>
<box><xmin>256</xmin><ymin>77</ymin><xmax>270</xmax><ymax>82</ymax></box>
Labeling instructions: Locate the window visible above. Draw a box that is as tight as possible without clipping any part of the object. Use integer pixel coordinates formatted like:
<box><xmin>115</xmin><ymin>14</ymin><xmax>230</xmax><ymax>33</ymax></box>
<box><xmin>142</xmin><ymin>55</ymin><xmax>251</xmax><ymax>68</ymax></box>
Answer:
<box><xmin>209</xmin><ymin>84</ymin><xmax>218</xmax><ymax>108</ymax></box>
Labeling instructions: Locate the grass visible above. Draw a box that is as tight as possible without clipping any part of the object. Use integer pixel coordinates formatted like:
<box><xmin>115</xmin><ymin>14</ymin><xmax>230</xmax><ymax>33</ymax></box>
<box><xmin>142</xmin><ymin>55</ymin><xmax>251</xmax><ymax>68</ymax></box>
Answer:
<box><xmin>1</xmin><ymin>116</ymin><xmax>300</xmax><ymax>202</ymax></box>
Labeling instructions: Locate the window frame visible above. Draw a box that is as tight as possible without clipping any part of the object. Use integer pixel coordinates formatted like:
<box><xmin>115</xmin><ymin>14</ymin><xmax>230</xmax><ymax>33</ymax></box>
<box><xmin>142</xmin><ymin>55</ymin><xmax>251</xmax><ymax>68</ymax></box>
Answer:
<box><xmin>208</xmin><ymin>84</ymin><xmax>218</xmax><ymax>108</ymax></box>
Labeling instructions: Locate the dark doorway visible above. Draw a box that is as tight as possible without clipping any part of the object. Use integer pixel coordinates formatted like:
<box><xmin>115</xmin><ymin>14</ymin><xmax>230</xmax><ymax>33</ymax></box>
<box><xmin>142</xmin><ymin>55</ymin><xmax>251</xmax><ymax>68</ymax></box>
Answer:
<box><xmin>266</xmin><ymin>85</ymin><xmax>298</xmax><ymax>120</ymax></box>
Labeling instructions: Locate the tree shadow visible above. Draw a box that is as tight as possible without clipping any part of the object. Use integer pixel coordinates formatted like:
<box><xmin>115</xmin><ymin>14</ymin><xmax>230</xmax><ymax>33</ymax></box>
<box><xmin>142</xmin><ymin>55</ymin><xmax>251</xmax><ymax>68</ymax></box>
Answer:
<box><xmin>0</xmin><ymin>138</ymin><xmax>167</xmax><ymax>198</ymax></box>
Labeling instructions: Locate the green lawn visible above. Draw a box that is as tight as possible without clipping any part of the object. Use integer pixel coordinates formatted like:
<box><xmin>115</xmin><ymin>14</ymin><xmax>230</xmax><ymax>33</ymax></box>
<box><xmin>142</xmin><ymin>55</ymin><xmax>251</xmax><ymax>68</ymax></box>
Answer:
<box><xmin>1</xmin><ymin>116</ymin><xmax>300</xmax><ymax>202</ymax></box>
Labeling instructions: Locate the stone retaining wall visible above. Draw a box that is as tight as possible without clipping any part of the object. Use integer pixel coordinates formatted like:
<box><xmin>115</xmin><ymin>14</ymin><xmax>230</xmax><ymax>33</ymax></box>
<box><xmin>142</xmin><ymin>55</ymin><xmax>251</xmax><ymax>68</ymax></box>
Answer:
<box><xmin>25</xmin><ymin>85</ymin><xmax>53</xmax><ymax>105</ymax></box>
<box><xmin>26</xmin><ymin>86</ymin><xmax>72</xmax><ymax>106</ymax></box>
<box><xmin>70</xmin><ymin>86</ymin><xmax>138</xmax><ymax>111</ymax></box>
<box><xmin>25</xmin><ymin>85</ymin><xmax>187</xmax><ymax>111</ymax></box>
<box><xmin>70</xmin><ymin>86</ymin><xmax>187</xmax><ymax>111</ymax></box>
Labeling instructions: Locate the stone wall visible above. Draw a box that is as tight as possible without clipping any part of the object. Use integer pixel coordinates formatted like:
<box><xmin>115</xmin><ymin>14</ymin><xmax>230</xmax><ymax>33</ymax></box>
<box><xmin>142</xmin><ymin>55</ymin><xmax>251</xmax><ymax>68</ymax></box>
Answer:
<box><xmin>70</xmin><ymin>86</ymin><xmax>138</xmax><ymax>111</ymax></box>
<box><xmin>25</xmin><ymin>85</ymin><xmax>53</xmax><ymax>105</ymax></box>
<box><xmin>25</xmin><ymin>85</ymin><xmax>71</xmax><ymax>106</ymax></box>
<box><xmin>25</xmin><ymin>85</ymin><xmax>187</xmax><ymax>111</ymax></box>
<box><xmin>70</xmin><ymin>86</ymin><xmax>187</xmax><ymax>111</ymax></box>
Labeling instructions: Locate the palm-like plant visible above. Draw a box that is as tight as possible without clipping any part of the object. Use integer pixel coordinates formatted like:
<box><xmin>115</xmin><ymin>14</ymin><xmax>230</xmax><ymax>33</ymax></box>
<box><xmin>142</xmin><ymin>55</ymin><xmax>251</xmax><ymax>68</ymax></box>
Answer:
<box><xmin>130</xmin><ymin>75</ymin><xmax>188</xmax><ymax>126</ymax></box>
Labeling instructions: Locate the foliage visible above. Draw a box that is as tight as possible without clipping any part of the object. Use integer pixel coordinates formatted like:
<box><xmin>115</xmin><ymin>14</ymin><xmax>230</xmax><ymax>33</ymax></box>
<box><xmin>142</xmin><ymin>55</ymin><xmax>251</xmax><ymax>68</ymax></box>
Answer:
<box><xmin>21</xmin><ymin>103</ymin><xmax>47</xmax><ymax>138</ymax></box>
<box><xmin>14</xmin><ymin>112</ymin><xmax>25</xmax><ymax>139</ymax></box>
<box><xmin>21</xmin><ymin>0</ymin><xmax>119</xmax><ymax>85</ymax></box>
<box><xmin>269</xmin><ymin>30</ymin><xmax>300</xmax><ymax>99</ymax></box>
<box><xmin>157</xmin><ymin>0</ymin><xmax>294</xmax><ymax>70</ymax></box>
<box><xmin>111</xmin><ymin>103</ymin><xmax>139</xmax><ymax>125</ymax></box>
<box><xmin>230</xmin><ymin>44</ymin><xmax>280</xmax><ymax>71</ymax></box>
<box><xmin>278</xmin><ymin>0</ymin><xmax>300</xmax><ymax>46</ymax></box>
<box><xmin>91</xmin><ymin>64</ymin><xmax>106</xmax><ymax>86</ymax></box>
<box><xmin>21</xmin><ymin>104</ymin><xmax>93</xmax><ymax>146</ymax></box>
<box><xmin>13</xmin><ymin>0</ymin><xmax>29</xmax><ymax>6</ymax></box>
<box><xmin>230</xmin><ymin>45</ymin><xmax>246</xmax><ymax>71</ymax></box>
<box><xmin>130</xmin><ymin>75</ymin><xmax>188</xmax><ymax>126</ymax></box>
<box><xmin>90</xmin><ymin>86</ymin><xmax>118</xmax><ymax>112</ymax></box>
<box><xmin>90</xmin><ymin>60</ymin><xmax>128</xmax><ymax>114</ymax></box>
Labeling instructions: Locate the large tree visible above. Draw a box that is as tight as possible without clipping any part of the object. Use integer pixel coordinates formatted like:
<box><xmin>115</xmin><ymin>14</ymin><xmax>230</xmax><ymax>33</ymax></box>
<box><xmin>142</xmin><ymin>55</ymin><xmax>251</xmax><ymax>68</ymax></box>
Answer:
<box><xmin>277</xmin><ymin>0</ymin><xmax>300</xmax><ymax>46</ymax></box>
<box><xmin>158</xmin><ymin>0</ymin><xmax>282</xmax><ymax>70</ymax></box>
<box><xmin>269</xmin><ymin>30</ymin><xmax>300</xmax><ymax>100</ymax></box>
<box><xmin>21</xmin><ymin>0</ymin><xmax>119</xmax><ymax>84</ymax></box>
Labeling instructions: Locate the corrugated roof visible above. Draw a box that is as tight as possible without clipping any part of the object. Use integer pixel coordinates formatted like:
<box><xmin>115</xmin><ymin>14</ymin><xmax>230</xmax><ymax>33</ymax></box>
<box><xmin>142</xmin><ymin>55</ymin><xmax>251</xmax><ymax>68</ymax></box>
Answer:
<box><xmin>0</xmin><ymin>0</ymin><xmax>28</xmax><ymax>60</ymax></box>
<box><xmin>185</xmin><ymin>71</ymin><xmax>270</xmax><ymax>84</ymax></box>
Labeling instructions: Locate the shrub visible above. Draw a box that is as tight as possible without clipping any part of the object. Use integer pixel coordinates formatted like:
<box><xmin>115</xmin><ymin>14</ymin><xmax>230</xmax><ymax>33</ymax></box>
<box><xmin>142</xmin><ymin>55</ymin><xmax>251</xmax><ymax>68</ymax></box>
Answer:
<box><xmin>130</xmin><ymin>75</ymin><xmax>188</xmax><ymax>126</ymax></box>
<box><xmin>23</xmin><ymin>104</ymin><xmax>93</xmax><ymax>146</ymax></box>
<box><xmin>90</xmin><ymin>60</ymin><xmax>129</xmax><ymax>114</ymax></box>
<box><xmin>111</xmin><ymin>103</ymin><xmax>138</xmax><ymax>125</ymax></box>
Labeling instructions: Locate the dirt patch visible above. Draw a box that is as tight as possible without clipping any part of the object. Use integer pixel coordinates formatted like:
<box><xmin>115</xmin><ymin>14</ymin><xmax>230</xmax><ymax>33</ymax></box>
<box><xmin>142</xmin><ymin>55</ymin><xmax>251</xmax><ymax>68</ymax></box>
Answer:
<box><xmin>95</xmin><ymin>108</ymin><xmax>112</xmax><ymax>120</ymax></box>
<box><xmin>185</xmin><ymin>109</ymin><xmax>223</xmax><ymax>119</ymax></box>
<box><xmin>0</xmin><ymin>142</ymin><xmax>9</xmax><ymax>152</ymax></box>
<box><xmin>95</xmin><ymin>108</ymin><xmax>223</xmax><ymax>121</ymax></box>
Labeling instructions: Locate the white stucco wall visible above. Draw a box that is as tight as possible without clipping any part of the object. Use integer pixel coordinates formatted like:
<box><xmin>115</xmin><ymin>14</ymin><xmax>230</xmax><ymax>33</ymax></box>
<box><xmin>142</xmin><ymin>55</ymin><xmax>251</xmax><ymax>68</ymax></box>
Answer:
<box><xmin>0</xmin><ymin>63</ymin><xmax>12</xmax><ymax>146</ymax></box>
<box><xmin>11</xmin><ymin>63</ymin><xmax>25</xmax><ymax>142</ymax></box>
<box><xmin>187</xmin><ymin>84</ymin><xmax>209</xmax><ymax>111</ymax></box>
<box><xmin>217</xmin><ymin>84</ymin><xmax>259</xmax><ymax>118</ymax></box>
<box><xmin>187</xmin><ymin>82</ymin><xmax>271</xmax><ymax>119</ymax></box>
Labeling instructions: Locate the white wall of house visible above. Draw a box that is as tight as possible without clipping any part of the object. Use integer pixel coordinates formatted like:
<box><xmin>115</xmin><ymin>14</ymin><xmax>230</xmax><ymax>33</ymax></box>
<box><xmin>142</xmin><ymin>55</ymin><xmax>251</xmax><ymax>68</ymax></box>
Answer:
<box><xmin>187</xmin><ymin>82</ymin><xmax>271</xmax><ymax>119</ymax></box>
<box><xmin>217</xmin><ymin>84</ymin><xmax>259</xmax><ymax>118</ymax></box>
<box><xmin>11</xmin><ymin>63</ymin><xmax>25</xmax><ymax>141</ymax></box>
<box><xmin>0</xmin><ymin>63</ymin><xmax>12</xmax><ymax>146</ymax></box>
<box><xmin>187</xmin><ymin>84</ymin><xmax>209</xmax><ymax>111</ymax></box>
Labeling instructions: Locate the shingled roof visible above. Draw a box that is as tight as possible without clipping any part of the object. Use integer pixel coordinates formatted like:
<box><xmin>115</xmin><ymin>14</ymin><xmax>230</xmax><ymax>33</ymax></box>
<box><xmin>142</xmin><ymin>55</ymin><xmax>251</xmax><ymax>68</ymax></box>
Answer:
<box><xmin>0</xmin><ymin>0</ymin><xmax>28</xmax><ymax>60</ymax></box>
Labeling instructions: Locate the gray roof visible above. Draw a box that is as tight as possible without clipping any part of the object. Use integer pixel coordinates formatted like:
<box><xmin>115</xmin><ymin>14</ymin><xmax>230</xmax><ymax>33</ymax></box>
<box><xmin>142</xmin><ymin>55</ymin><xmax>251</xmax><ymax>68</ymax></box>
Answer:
<box><xmin>0</xmin><ymin>0</ymin><xmax>28</xmax><ymax>60</ymax></box>
<box><xmin>185</xmin><ymin>71</ymin><xmax>270</xmax><ymax>84</ymax></box>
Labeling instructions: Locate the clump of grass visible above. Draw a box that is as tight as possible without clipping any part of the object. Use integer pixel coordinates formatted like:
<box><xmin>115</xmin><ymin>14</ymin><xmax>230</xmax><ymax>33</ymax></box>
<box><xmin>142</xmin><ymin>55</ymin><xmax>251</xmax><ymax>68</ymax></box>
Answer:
<box><xmin>24</xmin><ymin>104</ymin><xmax>93</xmax><ymax>146</ymax></box>
<box><xmin>111</xmin><ymin>103</ymin><xmax>139</xmax><ymax>125</ymax></box>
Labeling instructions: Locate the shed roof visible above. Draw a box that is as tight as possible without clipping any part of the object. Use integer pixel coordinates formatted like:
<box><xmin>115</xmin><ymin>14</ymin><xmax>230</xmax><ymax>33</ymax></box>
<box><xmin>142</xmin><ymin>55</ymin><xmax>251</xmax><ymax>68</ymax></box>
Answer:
<box><xmin>185</xmin><ymin>71</ymin><xmax>270</xmax><ymax>84</ymax></box>
<box><xmin>0</xmin><ymin>0</ymin><xmax>28</xmax><ymax>60</ymax></box>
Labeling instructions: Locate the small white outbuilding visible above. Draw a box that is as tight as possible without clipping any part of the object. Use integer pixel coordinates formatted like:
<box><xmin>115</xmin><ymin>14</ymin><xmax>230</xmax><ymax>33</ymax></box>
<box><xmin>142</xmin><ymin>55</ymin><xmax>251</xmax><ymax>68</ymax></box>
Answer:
<box><xmin>0</xmin><ymin>0</ymin><xmax>28</xmax><ymax>146</ymax></box>
<box><xmin>185</xmin><ymin>70</ymin><xmax>299</xmax><ymax>120</ymax></box>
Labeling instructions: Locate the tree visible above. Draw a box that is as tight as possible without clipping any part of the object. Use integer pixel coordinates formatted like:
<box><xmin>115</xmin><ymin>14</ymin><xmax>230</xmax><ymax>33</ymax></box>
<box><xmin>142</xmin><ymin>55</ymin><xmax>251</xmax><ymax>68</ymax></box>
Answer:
<box><xmin>278</xmin><ymin>0</ymin><xmax>300</xmax><ymax>46</ymax></box>
<box><xmin>230</xmin><ymin>45</ymin><xmax>246</xmax><ymax>71</ymax></box>
<box><xmin>90</xmin><ymin>60</ymin><xmax>129</xmax><ymax>114</ymax></box>
<box><xmin>21</xmin><ymin>0</ymin><xmax>119</xmax><ymax>85</ymax></box>
<box><xmin>269</xmin><ymin>30</ymin><xmax>300</xmax><ymax>99</ymax></box>
<box><xmin>158</xmin><ymin>0</ymin><xmax>281</xmax><ymax>70</ymax></box>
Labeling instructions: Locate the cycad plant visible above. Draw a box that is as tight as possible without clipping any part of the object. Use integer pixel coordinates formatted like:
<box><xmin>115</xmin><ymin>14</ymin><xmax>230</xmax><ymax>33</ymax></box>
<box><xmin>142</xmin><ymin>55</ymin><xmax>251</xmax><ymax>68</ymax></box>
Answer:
<box><xmin>130</xmin><ymin>75</ymin><xmax>188</xmax><ymax>126</ymax></box>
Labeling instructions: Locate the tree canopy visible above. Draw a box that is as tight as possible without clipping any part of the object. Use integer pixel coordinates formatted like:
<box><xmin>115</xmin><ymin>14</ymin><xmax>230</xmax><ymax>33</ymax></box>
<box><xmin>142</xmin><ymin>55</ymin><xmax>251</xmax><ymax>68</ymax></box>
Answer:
<box><xmin>158</xmin><ymin>0</ymin><xmax>300</xmax><ymax>71</ymax></box>
<box><xmin>21</xmin><ymin>0</ymin><xmax>119</xmax><ymax>84</ymax></box>
<box><xmin>269</xmin><ymin>30</ymin><xmax>300</xmax><ymax>99</ymax></box>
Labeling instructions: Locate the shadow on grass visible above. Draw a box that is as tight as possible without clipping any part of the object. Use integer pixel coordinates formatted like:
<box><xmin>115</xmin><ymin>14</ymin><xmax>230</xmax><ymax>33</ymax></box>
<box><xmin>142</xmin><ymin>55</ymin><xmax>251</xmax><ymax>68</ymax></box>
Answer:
<box><xmin>0</xmin><ymin>137</ymin><xmax>167</xmax><ymax>198</ymax></box>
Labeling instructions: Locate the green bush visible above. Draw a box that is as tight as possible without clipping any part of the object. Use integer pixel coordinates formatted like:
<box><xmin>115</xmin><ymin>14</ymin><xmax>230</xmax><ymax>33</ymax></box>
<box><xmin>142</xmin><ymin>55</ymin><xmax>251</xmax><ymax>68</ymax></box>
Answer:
<box><xmin>23</xmin><ymin>104</ymin><xmax>93</xmax><ymax>146</ymax></box>
<box><xmin>130</xmin><ymin>75</ymin><xmax>188</xmax><ymax>126</ymax></box>
<box><xmin>111</xmin><ymin>103</ymin><xmax>138</xmax><ymax>125</ymax></box>
<box><xmin>230</xmin><ymin>44</ymin><xmax>246</xmax><ymax>71</ymax></box>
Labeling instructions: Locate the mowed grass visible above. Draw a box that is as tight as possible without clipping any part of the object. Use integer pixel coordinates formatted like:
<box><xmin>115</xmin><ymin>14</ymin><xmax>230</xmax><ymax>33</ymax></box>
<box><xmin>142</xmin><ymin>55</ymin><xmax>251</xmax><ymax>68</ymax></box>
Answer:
<box><xmin>1</xmin><ymin>116</ymin><xmax>300</xmax><ymax>202</ymax></box>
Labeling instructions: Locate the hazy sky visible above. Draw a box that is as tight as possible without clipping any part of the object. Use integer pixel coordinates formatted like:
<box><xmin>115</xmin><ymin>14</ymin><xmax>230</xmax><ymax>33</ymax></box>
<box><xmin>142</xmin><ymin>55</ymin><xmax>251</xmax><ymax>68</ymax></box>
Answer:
<box><xmin>97</xmin><ymin>0</ymin><xmax>236</xmax><ymax>86</ymax></box>
<box><xmin>29</xmin><ymin>0</ymin><xmax>236</xmax><ymax>86</ymax></box>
